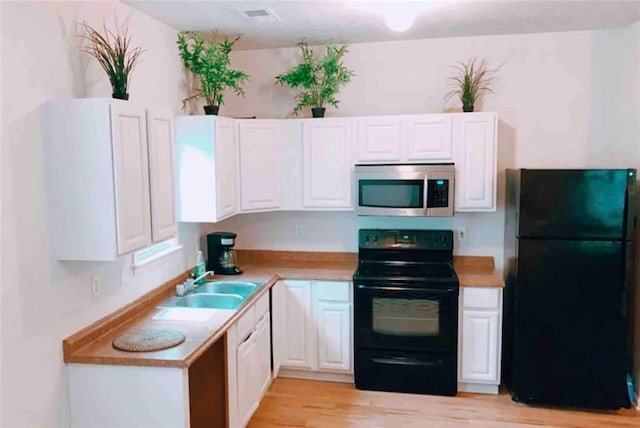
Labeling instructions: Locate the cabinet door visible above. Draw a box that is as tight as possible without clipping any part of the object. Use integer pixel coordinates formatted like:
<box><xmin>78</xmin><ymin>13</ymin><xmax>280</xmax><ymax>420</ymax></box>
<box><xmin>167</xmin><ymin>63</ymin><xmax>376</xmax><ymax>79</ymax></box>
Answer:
<box><xmin>278</xmin><ymin>280</ymin><xmax>316</xmax><ymax>370</ymax></box>
<box><xmin>238</xmin><ymin>121</ymin><xmax>281</xmax><ymax>211</ymax></box>
<box><xmin>215</xmin><ymin>117</ymin><xmax>238</xmax><ymax>220</ymax></box>
<box><xmin>460</xmin><ymin>310</ymin><xmax>500</xmax><ymax>383</ymax></box>
<box><xmin>237</xmin><ymin>332</ymin><xmax>258</xmax><ymax>427</ymax></box>
<box><xmin>316</xmin><ymin>302</ymin><xmax>352</xmax><ymax>373</ymax></box>
<box><xmin>302</xmin><ymin>119</ymin><xmax>353</xmax><ymax>208</ymax></box>
<box><xmin>402</xmin><ymin>114</ymin><xmax>453</xmax><ymax>161</ymax></box>
<box><xmin>254</xmin><ymin>312</ymin><xmax>272</xmax><ymax>398</ymax></box>
<box><xmin>146</xmin><ymin>109</ymin><xmax>177</xmax><ymax>242</ymax></box>
<box><xmin>356</xmin><ymin>116</ymin><xmax>402</xmax><ymax>162</ymax></box>
<box><xmin>453</xmin><ymin>113</ymin><xmax>497</xmax><ymax>211</ymax></box>
<box><xmin>111</xmin><ymin>103</ymin><xmax>152</xmax><ymax>255</ymax></box>
<box><xmin>272</xmin><ymin>283</ymin><xmax>285</xmax><ymax>378</ymax></box>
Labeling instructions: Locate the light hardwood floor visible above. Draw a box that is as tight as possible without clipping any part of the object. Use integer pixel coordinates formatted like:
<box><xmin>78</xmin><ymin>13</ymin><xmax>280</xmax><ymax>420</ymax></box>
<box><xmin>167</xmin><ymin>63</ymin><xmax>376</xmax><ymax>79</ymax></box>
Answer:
<box><xmin>248</xmin><ymin>378</ymin><xmax>639</xmax><ymax>428</ymax></box>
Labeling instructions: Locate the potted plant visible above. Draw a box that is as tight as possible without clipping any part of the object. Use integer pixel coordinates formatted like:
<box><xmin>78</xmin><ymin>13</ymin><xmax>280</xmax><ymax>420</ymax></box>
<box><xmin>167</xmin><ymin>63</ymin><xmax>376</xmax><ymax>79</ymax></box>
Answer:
<box><xmin>78</xmin><ymin>22</ymin><xmax>144</xmax><ymax>100</ymax></box>
<box><xmin>177</xmin><ymin>31</ymin><xmax>249</xmax><ymax>115</ymax></box>
<box><xmin>275</xmin><ymin>41</ymin><xmax>354</xmax><ymax>118</ymax></box>
<box><xmin>444</xmin><ymin>58</ymin><xmax>494</xmax><ymax>112</ymax></box>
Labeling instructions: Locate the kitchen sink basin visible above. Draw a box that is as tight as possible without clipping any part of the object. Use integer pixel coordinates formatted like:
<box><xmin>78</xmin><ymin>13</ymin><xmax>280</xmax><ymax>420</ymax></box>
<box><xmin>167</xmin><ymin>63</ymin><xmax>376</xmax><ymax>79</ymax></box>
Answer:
<box><xmin>173</xmin><ymin>293</ymin><xmax>244</xmax><ymax>310</ymax></box>
<box><xmin>194</xmin><ymin>281</ymin><xmax>258</xmax><ymax>298</ymax></box>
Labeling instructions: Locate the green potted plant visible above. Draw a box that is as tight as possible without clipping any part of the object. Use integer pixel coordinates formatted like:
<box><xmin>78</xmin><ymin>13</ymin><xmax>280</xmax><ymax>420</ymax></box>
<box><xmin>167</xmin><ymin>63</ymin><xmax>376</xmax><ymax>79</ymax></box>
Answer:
<box><xmin>444</xmin><ymin>58</ymin><xmax>494</xmax><ymax>112</ymax></box>
<box><xmin>78</xmin><ymin>22</ymin><xmax>144</xmax><ymax>100</ymax></box>
<box><xmin>177</xmin><ymin>31</ymin><xmax>249</xmax><ymax>115</ymax></box>
<box><xmin>275</xmin><ymin>41</ymin><xmax>354</xmax><ymax>117</ymax></box>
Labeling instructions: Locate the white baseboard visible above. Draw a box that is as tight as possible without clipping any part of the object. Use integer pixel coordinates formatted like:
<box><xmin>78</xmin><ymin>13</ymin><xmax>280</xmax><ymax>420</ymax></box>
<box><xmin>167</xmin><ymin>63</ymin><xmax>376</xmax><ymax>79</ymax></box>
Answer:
<box><xmin>278</xmin><ymin>368</ymin><xmax>354</xmax><ymax>384</ymax></box>
<box><xmin>458</xmin><ymin>382</ymin><xmax>499</xmax><ymax>394</ymax></box>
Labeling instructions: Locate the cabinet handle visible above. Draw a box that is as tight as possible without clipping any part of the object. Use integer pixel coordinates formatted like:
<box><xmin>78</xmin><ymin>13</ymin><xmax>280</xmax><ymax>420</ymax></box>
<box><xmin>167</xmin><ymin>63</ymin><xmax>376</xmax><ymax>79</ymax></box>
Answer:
<box><xmin>256</xmin><ymin>312</ymin><xmax>269</xmax><ymax>328</ymax></box>
<box><xmin>241</xmin><ymin>330</ymin><xmax>253</xmax><ymax>344</ymax></box>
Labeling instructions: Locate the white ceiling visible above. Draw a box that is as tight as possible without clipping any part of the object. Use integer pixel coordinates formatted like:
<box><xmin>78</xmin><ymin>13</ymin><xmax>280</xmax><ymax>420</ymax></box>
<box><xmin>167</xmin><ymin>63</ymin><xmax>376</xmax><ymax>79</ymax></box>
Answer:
<box><xmin>125</xmin><ymin>0</ymin><xmax>640</xmax><ymax>49</ymax></box>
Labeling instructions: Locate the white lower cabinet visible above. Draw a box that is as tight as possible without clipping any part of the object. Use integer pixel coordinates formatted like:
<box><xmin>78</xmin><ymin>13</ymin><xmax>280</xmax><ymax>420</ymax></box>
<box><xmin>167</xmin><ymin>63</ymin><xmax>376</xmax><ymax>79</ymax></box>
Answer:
<box><xmin>227</xmin><ymin>293</ymin><xmax>271</xmax><ymax>428</ymax></box>
<box><xmin>273</xmin><ymin>280</ymin><xmax>353</xmax><ymax>381</ymax></box>
<box><xmin>277</xmin><ymin>280</ymin><xmax>316</xmax><ymax>369</ymax></box>
<box><xmin>67</xmin><ymin>337</ymin><xmax>228</xmax><ymax>428</ymax></box>
<box><xmin>236</xmin><ymin>332</ymin><xmax>257</xmax><ymax>427</ymax></box>
<box><xmin>316</xmin><ymin>301</ymin><xmax>352</xmax><ymax>372</ymax></box>
<box><xmin>458</xmin><ymin>287</ymin><xmax>503</xmax><ymax>394</ymax></box>
<box><xmin>254</xmin><ymin>312</ymin><xmax>272</xmax><ymax>397</ymax></box>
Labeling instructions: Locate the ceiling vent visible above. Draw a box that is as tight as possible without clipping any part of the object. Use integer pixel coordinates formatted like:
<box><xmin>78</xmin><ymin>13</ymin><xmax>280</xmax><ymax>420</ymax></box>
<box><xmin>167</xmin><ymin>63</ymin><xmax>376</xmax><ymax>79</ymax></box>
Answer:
<box><xmin>242</xmin><ymin>8</ymin><xmax>280</xmax><ymax>23</ymax></box>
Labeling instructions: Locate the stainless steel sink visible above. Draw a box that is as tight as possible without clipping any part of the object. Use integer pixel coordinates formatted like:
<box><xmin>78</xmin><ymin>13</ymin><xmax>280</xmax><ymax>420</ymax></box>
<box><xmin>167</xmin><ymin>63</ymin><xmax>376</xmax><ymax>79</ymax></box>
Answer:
<box><xmin>194</xmin><ymin>281</ymin><xmax>258</xmax><ymax>298</ymax></box>
<box><xmin>172</xmin><ymin>293</ymin><xmax>244</xmax><ymax>310</ymax></box>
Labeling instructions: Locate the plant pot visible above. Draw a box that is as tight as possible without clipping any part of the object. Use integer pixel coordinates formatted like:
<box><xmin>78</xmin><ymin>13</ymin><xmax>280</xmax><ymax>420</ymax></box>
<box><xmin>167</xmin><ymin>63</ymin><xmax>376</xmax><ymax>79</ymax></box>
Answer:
<box><xmin>311</xmin><ymin>107</ymin><xmax>326</xmax><ymax>118</ymax></box>
<box><xmin>463</xmin><ymin>105</ymin><xmax>474</xmax><ymax>112</ymax></box>
<box><xmin>203</xmin><ymin>105</ymin><xmax>220</xmax><ymax>115</ymax></box>
<box><xmin>112</xmin><ymin>93</ymin><xmax>129</xmax><ymax>100</ymax></box>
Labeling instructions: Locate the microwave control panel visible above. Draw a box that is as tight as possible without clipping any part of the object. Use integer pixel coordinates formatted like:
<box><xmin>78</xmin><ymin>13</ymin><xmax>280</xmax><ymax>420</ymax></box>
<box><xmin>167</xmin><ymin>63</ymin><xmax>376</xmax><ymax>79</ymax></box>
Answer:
<box><xmin>427</xmin><ymin>179</ymin><xmax>450</xmax><ymax>208</ymax></box>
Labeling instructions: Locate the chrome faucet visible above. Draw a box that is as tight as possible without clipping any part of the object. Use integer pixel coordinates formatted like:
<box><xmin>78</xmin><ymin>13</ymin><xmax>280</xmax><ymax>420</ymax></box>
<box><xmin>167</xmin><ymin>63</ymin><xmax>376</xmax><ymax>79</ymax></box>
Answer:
<box><xmin>193</xmin><ymin>270</ymin><xmax>214</xmax><ymax>285</ymax></box>
<box><xmin>176</xmin><ymin>271</ymin><xmax>214</xmax><ymax>297</ymax></box>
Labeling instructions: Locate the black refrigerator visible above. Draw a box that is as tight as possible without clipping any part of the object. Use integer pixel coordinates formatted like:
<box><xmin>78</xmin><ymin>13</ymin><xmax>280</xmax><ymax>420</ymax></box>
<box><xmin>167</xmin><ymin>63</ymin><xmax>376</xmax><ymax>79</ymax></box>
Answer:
<box><xmin>504</xmin><ymin>169</ymin><xmax>637</xmax><ymax>410</ymax></box>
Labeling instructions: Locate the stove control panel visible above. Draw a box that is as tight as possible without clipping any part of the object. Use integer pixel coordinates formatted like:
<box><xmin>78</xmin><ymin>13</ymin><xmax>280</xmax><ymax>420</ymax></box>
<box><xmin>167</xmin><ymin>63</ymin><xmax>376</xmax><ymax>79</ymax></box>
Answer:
<box><xmin>359</xmin><ymin>229</ymin><xmax>453</xmax><ymax>250</ymax></box>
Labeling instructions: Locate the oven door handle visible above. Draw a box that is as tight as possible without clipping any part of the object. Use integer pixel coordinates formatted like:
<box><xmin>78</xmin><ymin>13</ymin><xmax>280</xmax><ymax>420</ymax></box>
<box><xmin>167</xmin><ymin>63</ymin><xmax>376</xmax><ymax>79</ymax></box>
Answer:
<box><xmin>356</xmin><ymin>284</ymin><xmax>457</xmax><ymax>294</ymax></box>
<box><xmin>371</xmin><ymin>356</ymin><xmax>445</xmax><ymax>367</ymax></box>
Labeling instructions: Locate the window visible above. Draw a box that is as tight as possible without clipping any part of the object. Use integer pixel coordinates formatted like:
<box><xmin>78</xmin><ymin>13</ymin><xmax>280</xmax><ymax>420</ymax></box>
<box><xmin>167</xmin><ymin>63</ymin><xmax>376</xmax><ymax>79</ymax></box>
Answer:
<box><xmin>132</xmin><ymin>237</ymin><xmax>182</xmax><ymax>269</ymax></box>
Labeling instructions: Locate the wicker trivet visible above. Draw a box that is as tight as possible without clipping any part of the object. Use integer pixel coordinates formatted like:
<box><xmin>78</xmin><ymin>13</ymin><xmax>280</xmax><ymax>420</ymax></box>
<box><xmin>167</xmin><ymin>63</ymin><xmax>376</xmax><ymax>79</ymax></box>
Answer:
<box><xmin>112</xmin><ymin>328</ymin><xmax>186</xmax><ymax>352</ymax></box>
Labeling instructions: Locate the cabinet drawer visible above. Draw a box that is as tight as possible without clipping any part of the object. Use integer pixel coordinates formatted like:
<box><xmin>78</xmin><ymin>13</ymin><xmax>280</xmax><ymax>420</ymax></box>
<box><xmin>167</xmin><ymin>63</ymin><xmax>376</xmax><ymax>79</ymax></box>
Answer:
<box><xmin>313</xmin><ymin>281</ymin><xmax>351</xmax><ymax>302</ymax></box>
<box><xmin>255</xmin><ymin>291</ymin><xmax>269</xmax><ymax>319</ymax></box>
<box><xmin>462</xmin><ymin>288</ymin><xmax>501</xmax><ymax>309</ymax></box>
<box><xmin>236</xmin><ymin>305</ymin><xmax>256</xmax><ymax>344</ymax></box>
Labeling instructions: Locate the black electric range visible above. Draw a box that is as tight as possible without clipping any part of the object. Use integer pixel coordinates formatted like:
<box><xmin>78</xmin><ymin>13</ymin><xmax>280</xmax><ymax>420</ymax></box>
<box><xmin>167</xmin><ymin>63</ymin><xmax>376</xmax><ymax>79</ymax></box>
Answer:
<box><xmin>353</xmin><ymin>229</ymin><xmax>459</xmax><ymax>396</ymax></box>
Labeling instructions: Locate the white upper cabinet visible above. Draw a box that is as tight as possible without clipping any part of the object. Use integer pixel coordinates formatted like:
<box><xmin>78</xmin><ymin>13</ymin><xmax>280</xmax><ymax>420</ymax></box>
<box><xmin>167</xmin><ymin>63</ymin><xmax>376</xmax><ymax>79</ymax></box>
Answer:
<box><xmin>402</xmin><ymin>114</ymin><xmax>453</xmax><ymax>161</ymax></box>
<box><xmin>43</xmin><ymin>98</ymin><xmax>169</xmax><ymax>261</ymax></box>
<box><xmin>175</xmin><ymin>112</ymin><xmax>498</xmax><ymax>220</ymax></box>
<box><xmin>175</xmin><ymin>116</ymin><xmax>238</xmax><ymax>223</ymax></box>
<box><xmin>237</xmin><ymin>120</ymin><xmax>281</xmax><ymax>212</ymax></box>
<box><xmin>453</xmin><ymin>113</ymin><xmax>497</xmax><ymax>211</ymax></box>
<box><xmin>111</xmin><ymin>103</ymin><xmax>152</xmax><ymax>255</ymax></box>
<box><xmin>356</xmin><ymin>116</ymin><xmax>402</xmax><ymax>162</ymax></box>
<box><xmin>215</xmin><ymin>118</ymin><xmax>238</xmax><ymax>219</ymax></box>
<box><xmin>302</xmin><ymin>119</ymin><xmax>353</xmax><ymax>209</ymax></box>
<box><xmin>146</xmin><ymin>108</ymin><xmax>177</xmax><ymax>242</ymax></box>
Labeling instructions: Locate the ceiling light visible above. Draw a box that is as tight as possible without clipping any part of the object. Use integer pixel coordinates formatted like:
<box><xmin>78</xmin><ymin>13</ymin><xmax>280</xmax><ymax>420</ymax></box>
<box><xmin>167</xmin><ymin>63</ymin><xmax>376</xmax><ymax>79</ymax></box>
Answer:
<box><xmin>383</xmin><ymin>10</ymin><xmax>417</xmax><ymax>32</ymax></box>
<box><xmin>345</xmin><ymin>1</ymin><xmax>447</xmax><ymax>33</ymax></box>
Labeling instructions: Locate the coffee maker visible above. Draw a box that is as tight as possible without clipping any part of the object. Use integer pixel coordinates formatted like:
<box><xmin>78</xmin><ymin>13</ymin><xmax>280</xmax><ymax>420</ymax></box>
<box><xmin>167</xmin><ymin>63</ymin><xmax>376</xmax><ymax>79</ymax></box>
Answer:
<box><xmin>207</xmin><ymin>232</ymin><xmax>242</xmax><ymax>275</ymax></box>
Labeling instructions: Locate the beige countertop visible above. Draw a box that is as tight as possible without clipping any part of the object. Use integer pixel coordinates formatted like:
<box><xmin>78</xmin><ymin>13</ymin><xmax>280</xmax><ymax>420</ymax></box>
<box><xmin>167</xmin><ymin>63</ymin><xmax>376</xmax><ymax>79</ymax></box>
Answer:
<box><xmin>63</xmin><ymin>251</ymin><xmax>504</xmax><ymax>368</ymax></box>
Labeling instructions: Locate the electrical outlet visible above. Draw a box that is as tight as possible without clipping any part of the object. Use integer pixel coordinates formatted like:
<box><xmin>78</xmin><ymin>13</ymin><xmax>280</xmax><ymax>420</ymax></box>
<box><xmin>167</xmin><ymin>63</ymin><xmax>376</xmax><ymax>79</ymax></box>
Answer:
<box><xmin>90</xmin><ymin>275</ymin><xmax>101</xmax><ymax>298</ymax></box>
<box><xmin>295</xmin><ymin>225</ymin><xmax>303</xmax><ymax>237</ymax></box>
<box><xmin>457</xmin><ymin>227</ymin><xmax>468</xmax><ymax>242</ymax></box>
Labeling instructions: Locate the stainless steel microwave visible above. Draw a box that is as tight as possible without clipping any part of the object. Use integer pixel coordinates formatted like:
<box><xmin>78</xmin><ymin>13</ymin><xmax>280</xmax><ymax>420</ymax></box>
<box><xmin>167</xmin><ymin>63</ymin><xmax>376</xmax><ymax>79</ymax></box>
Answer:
<box><xmin>355</xmin><ymin>163</ymin><xmax>455</xmax><ymax>216</ymax></box>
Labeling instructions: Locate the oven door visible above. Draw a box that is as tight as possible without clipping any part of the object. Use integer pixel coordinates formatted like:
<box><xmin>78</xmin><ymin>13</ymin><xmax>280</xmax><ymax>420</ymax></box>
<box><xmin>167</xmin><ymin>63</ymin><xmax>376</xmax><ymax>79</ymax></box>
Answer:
<box><xmin>354</xmin><ymin>281</ymin><xmax>459</xmax><ymax>353</ymax></box>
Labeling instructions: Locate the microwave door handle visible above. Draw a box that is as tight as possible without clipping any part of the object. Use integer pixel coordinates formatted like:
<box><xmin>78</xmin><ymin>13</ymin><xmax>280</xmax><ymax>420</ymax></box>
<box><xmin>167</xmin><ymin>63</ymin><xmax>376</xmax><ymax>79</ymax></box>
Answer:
<box><xmin>423</xmin><ymin>173</ymin><xmax>429</xmax><ymax>214</ymax></box>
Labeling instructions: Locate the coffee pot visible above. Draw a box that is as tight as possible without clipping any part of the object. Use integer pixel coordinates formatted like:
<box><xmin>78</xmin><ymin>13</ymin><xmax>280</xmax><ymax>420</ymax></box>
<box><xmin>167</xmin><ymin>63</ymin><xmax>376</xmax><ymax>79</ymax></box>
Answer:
<box><xmin>206</xmin><ymin>232</ymin><xmax>242</xmax><ymax>275</ymax></box>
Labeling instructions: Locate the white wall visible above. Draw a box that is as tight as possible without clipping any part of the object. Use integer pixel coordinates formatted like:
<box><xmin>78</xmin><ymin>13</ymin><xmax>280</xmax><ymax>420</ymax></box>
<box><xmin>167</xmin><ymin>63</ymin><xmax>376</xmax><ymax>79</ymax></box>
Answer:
<box><xmin>206</xmin><ymin>26</ymin><xmax>640</xmax><ymax>272</ymax></box>
<box><xmin>1</xmin><ymin>2</ymin><xmax>199</xmax><ymax>427</ymax></box>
